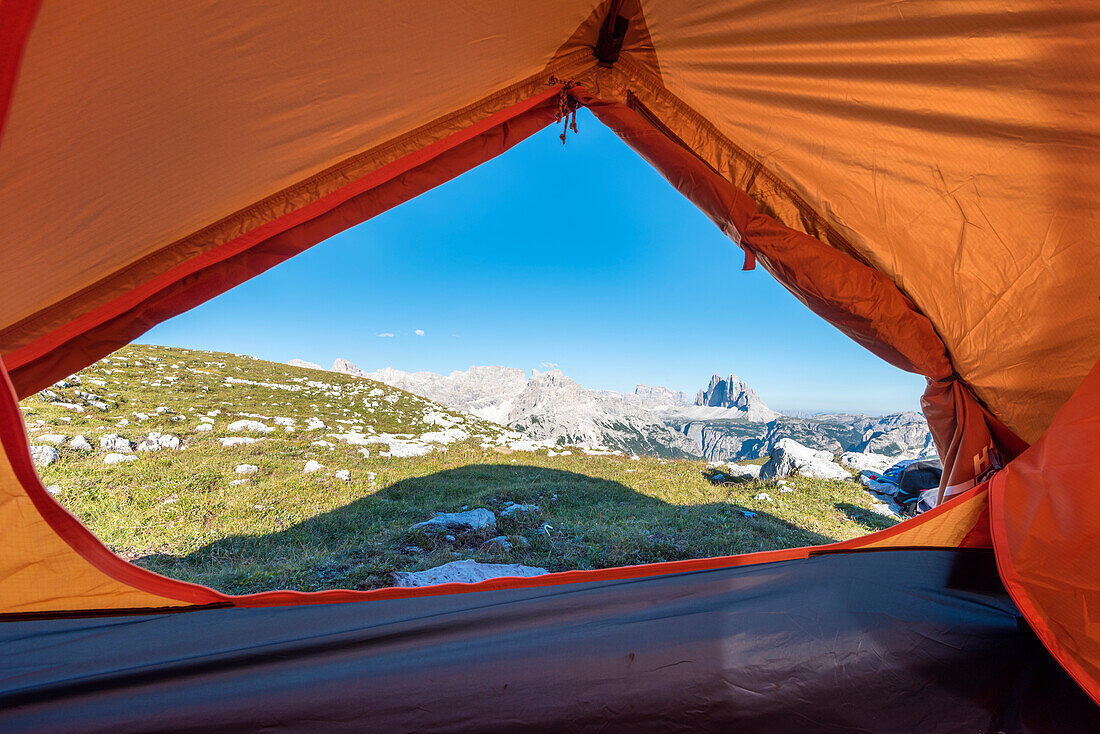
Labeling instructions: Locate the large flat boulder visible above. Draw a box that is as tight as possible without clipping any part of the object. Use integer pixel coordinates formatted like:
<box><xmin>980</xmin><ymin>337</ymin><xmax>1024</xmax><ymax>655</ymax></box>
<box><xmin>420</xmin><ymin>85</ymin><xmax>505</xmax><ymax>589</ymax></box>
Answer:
<box><xmin>760</xmin><ymin>438</ymin><xmax>850</xmax><ymax>481</ymax></box>
<box><xmin>393</xmin><ymin>559</ymin><xmax>548</xmax><ymax>587</ymax></box>
<box><xmin>410</xmin><ymin>508</ymin><xmax>496</xmax><ymax>533</ymax></box>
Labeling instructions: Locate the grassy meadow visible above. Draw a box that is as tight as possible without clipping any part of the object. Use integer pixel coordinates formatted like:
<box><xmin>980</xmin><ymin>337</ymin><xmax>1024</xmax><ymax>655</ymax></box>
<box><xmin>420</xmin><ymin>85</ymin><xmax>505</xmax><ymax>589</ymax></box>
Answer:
<box><xmin>21</xmin><ymin>345</ymin><xmax>897</xmax><ymax>594</ymax></box>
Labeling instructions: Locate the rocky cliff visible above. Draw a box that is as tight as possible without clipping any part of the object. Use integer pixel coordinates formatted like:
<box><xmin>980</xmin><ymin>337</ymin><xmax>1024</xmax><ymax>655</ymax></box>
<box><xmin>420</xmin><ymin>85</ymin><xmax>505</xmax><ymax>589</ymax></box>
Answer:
<box><xmin>314</xmin><ymin>358</ymin><xmax>935</xmax><ymax>462</ymax></box>
<box><xmin>505</xmin><ymin>370</ymin><xmax>694</xmax><ymax>458</ymax></box>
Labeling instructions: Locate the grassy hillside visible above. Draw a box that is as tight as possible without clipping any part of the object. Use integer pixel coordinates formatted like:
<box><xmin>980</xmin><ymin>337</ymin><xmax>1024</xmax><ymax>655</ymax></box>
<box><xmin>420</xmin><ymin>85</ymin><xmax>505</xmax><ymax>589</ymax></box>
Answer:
<box><xmin>21</xmin><ymin>344</ymin><xmax>897</xmax><ymax>594</ymax></box>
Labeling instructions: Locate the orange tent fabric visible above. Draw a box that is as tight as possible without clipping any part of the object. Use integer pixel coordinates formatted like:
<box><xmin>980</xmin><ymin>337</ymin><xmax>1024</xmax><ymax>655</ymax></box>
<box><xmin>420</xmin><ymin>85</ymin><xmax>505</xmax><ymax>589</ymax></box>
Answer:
<box><xmin>990</xmin><ymin>357</ymin><xmax>1100</xmax><ymax>705</ymax></box>
<box><xmin>0</xmin><ymin>0</ymin><xmax>1097</xmax><ymax>707</ymax></box>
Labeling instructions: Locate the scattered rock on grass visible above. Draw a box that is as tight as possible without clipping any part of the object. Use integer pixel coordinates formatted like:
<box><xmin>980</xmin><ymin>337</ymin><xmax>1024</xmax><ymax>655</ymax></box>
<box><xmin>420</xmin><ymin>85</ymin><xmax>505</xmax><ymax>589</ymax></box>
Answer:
<box><xmin>410</xmin><ymin>508</ymin><xmax>496</xmax><ymax>533</ymax></box>
<box><xmin>760</xmin><ymin>438</ymin><xmax>850</xmax><ymax>481</ymax></box>
<box><xmin>136</xmin><ymin>432</ymin><xmax>181</xmax><ymax>451</ymax></box>
<box><xmin>219</xmin><ymin>437</ymin><xmax>258</xmax><ymax>447</ymax></box>
<box><xmin>226</xmin><ymin>419</ymin><xmax>274</xmax><ymax>434</ymax></box>
<box><xmin>706</xmin><ymin>463</ymin><xmax>762</xmax><ymax>483</ymax></box>
<box><xmin>303</xmin><ymin>460</ymin><xmax>324</xmax><ymax>474</ymax></box>
<box><xmin>69</xmin><ymin>435</ymin><xmax>93</xmax><ymax>451</ymax></box>
<box><xmin>235</xmin><ymin>464</ymin><xmax>258</xmax><ymax>475</ymax></box>
<box><xmin>500</xmin><ymin>504</ymin><xmax>540</xmax><ymax>519</ymax></box>
<box><xmin>392</xmin><ymin>559</ymin><xmax>548</xmax><ymax>587</ymax></box>
<box><xmin>30</xmin><ymin>445</ymin><xmax>59</xmax><ymax>468</ymax></box>
<box><xmin>479</xmin><ymin>536</ymin><xmax>513</xmax><ymax>552</ymax></box>
<box><xmin>103</xmin><ymin>453</ymin><xmax>136</xmax><ymax>465</ymax></box>
<box><xmin>334</xmin><ymin>469</ymin><xmax>350</xmax><ymax>481</ymax></box>
<box><xmin>99</xmin><ymin>434</ymin><xmax>133</xmax><ymax>453</ymax></box>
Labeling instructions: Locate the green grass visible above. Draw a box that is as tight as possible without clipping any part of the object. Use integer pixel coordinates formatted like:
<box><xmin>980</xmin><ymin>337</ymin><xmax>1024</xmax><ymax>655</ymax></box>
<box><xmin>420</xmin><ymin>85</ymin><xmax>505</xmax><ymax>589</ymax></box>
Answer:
<box><xmin>22</xmin><ymin>344</ymin><xmax>897</xmax><ymax>594</ymax></box>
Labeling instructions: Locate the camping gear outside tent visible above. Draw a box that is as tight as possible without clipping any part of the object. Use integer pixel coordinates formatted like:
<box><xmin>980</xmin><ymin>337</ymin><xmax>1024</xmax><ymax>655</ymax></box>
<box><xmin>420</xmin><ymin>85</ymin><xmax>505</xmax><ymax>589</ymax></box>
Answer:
<box><xmin>0</xmin><ymin>1</ymin><xmax>1097</xmax><ymax>730</ymax></box>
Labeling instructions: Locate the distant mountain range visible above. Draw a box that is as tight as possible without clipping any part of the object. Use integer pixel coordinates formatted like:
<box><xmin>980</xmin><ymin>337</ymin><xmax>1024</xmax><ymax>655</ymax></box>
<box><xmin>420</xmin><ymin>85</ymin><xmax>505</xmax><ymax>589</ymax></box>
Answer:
<box><xmin>298</xmin><ymin>358</ymin><xmax>936</xmax><ymax>462</ymax></box>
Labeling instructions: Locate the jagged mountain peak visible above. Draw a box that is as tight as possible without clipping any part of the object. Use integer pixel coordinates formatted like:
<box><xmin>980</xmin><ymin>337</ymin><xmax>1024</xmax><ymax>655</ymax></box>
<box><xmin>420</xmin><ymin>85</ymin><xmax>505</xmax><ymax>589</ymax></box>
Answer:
<box><xmin>506</xmin><ymin>370</ymin><xmax>693</xmax><ymax>457</ymax></box>
<box><xmin>695</xmin><ymin>373</ymin><xmax>764</xmax><ymax>410</ymax></box>
<box><xmin>332</xmin><ymin>357</ymin><xmax>364</xmax><ymax>376</ymax></box>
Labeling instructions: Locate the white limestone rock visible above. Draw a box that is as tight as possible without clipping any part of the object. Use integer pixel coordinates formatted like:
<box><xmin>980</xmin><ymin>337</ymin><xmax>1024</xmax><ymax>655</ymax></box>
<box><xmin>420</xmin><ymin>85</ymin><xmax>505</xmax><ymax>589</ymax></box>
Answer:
<box><xmin>69</xmin><ymin>435</ymin><xmax>93</xmax><ymax>452</ymax></box>
<box><xmin>37</xmin><ymin>433</ymin><xmax>67</xmax><ymax>445</ymax></box>
<box><xmin>303</xmin><ymin>460</ymin><xmax>324</xmax><ymax>474</ymax></box>
<box><xmin>219</xmin><ymin>437</ymin><xmax>259</xmax><ymax>447</ymax></box>
<box><xmin>708</xmin><ymin>462</ymin><xmax>762</xmax><ymax>483</ymax></box>
<box><xmin>227</xmin><ymin>419</ymin><xmax>273</xmax><ymax>434</ymax></box>
<box><xmin>760</xmin><ymin>438</ymin><xmax>851</xmax><ymax>481</ymax></box>
<box><xmin>103</xmin><ymin>453</ymin><xmax>136</xmax><ymax>465</ymax></box>
<box><xmin>99</xmin><ymin>434</ymin><xmax>134</xmax><ymax>453</ymax></box>
<box><xmin>379</xmin><ymin>440</ymin><xmax>433</xmax><ymax>458</ymax></box>
<box><xmin>137</xmin><ymin>432</ymin><xmax>182</xmax><ymax>452</ymax></box>
<box><xmin>500</xmin><ymin>504</ymin><xmax>540</xmax><ymax>519</ymax></box>
<box><xmin>392</xmin><ymin>559</ymin><xmax>548</xmax><ymax>587</ymax></box>
<box><xmin>479</xmin><ymin>536</ymin><xmax>513</xmax><ymax>552</ymax></box>
<box><xmin>195</xmin><ymin>423</ymin><xmax>213</xmax><ymax>432</ymax></box>
<box><xmin>334</xmin><ymin>469</ymin><xmax>350</xmax><ymax>481</ymax></box>
<box><xmin>235</xmin><ymin>464</ymin><xmax>258</xmax><ymax>475</ymax></box>
<box><xmin>839</xmin><ymin>451</ymin><xmax>895</xmax><ymax>474</ymax></box>
<box><xmin>410</xmin><ymin>508</ymin><xmax>496</xmax><ymax>533</ymax></box>
<box><xmin>30</xmin><ymin>445</ymin><xmax>59</xmax><ymax>468</ymax></box>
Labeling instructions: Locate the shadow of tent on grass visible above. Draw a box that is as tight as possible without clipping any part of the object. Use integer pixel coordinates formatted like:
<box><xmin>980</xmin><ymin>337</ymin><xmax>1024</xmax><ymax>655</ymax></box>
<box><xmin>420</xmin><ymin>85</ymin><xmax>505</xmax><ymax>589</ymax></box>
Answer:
<box><xmin>136</xmin><ymin>464</ymin><xmax>847</xmax><ymax>594</ymax></box>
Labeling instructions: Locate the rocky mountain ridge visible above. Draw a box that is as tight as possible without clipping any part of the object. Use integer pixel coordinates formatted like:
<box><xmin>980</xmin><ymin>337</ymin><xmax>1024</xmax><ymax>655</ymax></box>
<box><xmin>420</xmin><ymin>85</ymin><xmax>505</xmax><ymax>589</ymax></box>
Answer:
<box><xmin>304</xmin><ymin>358</ymin><xmax>935</xmax><ymax>462</ymax></box>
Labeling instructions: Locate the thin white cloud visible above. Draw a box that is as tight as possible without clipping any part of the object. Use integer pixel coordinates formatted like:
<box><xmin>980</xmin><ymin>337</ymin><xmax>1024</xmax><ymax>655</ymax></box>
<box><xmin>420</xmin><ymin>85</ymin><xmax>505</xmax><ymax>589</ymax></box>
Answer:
<box><xmin>540</xmin><ymin>361</ymin><xmax>559</xmax><ymax>369</ymax></box>
<box><xmin>376</xmin><ymin>332</ymin><xmax>395</xmax><ymax>338</ymax></box>
<box><xmin>414</xmin><ymin>329</ymin><xmax>425</xmax><ymax>336</ymax></box>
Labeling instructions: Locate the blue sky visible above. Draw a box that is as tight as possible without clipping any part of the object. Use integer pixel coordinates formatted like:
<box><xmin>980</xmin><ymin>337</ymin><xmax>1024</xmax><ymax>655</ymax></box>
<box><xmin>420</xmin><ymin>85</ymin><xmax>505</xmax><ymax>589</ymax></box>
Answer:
<box><xmin>141</xmin><ymin>109</ymin><xmax>925</xmax><ymax>414</ymax></box>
